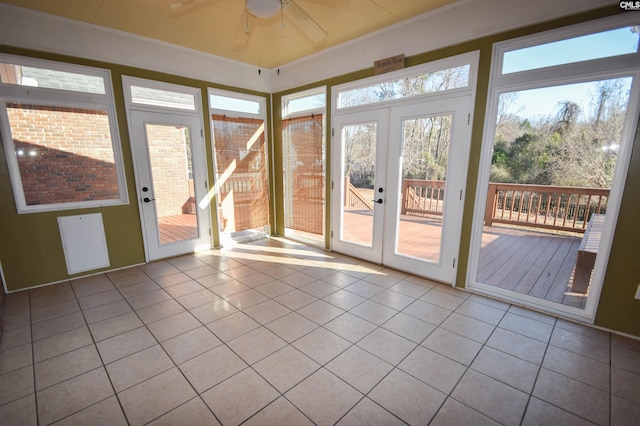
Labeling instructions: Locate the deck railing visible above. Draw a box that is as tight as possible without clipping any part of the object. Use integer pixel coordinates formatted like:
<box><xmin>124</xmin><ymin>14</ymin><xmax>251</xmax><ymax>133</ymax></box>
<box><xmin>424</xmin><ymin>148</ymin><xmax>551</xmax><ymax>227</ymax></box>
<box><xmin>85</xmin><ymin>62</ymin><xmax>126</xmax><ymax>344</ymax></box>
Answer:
<box><xmin>401</xmin><ymin>179</ymin><xmax>446</xmax><ymax>216</ymax></box>
<box><xmin>484</xmin><ymin>183</ymin><xmax>609</xmax><ymax>233</ymax></box>
<box><xmin>344</xmin><ymin>177</ymin><xmax>373</xmax><ymax>210</ymax></box>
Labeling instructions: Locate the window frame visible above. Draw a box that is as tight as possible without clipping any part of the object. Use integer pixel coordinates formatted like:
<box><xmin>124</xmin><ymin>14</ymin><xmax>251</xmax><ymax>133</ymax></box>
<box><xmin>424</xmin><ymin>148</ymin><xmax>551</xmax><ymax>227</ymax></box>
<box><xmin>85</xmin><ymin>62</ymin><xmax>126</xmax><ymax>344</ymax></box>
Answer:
<box><xmin>0</xmin><ymin>54</ymin><xmax>128</xmax><ymax>213</ymax></box>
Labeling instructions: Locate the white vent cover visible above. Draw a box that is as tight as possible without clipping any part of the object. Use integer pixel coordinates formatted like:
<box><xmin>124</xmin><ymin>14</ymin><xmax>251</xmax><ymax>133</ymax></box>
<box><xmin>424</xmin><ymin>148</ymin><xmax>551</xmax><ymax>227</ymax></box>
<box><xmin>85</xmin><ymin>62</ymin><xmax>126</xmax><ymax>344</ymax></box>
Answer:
<box><xmin>58</xmin><ymin>213</ymin><xmax>110</xmax><ymax>275</ymax></box>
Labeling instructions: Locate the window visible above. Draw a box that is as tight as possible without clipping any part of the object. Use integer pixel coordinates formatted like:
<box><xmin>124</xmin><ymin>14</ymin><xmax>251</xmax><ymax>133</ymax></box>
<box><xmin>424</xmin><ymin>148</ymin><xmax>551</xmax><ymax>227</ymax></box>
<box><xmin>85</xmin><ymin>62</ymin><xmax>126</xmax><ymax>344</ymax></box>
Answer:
<box><xmin>336</xmin><ymin>58</ymin><xmax>470</xmax><ymax>110</ymax></box>
<box><xmin>0</xmin><ymin>55</ymin><xmax>127</xmax><ymax>213</ymax></box>
<box><xmin>282</xmin><ymin>88</ymin><xmax>326</xmax><ymax>244</ymax></box>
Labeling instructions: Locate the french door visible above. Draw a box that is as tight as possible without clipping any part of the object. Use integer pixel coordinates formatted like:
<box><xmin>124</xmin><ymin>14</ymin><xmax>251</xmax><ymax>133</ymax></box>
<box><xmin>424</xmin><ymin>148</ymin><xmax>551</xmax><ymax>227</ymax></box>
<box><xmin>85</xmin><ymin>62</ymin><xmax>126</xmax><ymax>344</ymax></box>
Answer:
<box><xmin>130</xmin><ymin>111</ymin><xmax>211</xmax><ymax>261</ymax></box>
<box><xmin>331</xmin><ymin>96</ymin><xmax>471</xmax><ymax>284</ymax></box>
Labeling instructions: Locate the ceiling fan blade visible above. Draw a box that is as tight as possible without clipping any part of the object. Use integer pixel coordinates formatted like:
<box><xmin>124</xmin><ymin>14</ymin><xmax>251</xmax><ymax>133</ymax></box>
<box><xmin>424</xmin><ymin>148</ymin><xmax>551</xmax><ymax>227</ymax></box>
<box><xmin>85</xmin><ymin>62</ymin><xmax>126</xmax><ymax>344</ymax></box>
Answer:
<box><xmin>168</xmin><ymin>0</ymin><xmax>220</xmax><ymax>18</ymax></box>
<box><xmin>284</xmin><ymin>0</ymin><xmax>327</xmax><ymax>42</ymax></box>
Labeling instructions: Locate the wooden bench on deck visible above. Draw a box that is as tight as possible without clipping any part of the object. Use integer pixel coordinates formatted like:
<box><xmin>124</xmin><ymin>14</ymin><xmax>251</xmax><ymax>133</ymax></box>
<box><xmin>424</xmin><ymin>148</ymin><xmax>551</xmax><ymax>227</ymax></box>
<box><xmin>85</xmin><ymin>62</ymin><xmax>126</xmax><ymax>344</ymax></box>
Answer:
<box><xmin>573</xmin><ymin>214</ymin><xmax>604</xmax><ymax>292</ymax></box>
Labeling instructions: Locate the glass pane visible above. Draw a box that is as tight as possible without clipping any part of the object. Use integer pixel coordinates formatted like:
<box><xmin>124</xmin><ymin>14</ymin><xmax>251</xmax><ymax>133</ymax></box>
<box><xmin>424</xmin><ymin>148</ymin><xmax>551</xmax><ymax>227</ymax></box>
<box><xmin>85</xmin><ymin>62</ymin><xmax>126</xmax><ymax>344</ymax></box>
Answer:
<box><xmin>481</xmin><ymin>77</ymin><xmax>632</xmax><ymax>308</ymax></box>
<box><xmin>210</xmin><ymin>94</ymin><xmax>260</xmax><ymax>115</ymax></box>
<box><xmin>131</xmin><ymin>85</ymin><xmax>196</xmax><ymax>110</ymax></box>
<box><xmin>0</xmin><ymin>64</ymin><xmax>105</xmax><ymax>94</ymax></box>
<box><xmin>337</xmin><ymin>65</ymin><xmax>469</xmax><ymax>109</ymax></box>
<box><xmin>283</xmin><ymin>114</ymin><xmax>325</xmax><ymax>242</ymax></box>
<box><xmin>212</xmin><ymin>115</ymin><xmax>270</xmax><ymax>238</ymax></box>
<box><xmin>502</xmin><ymin>27</ymin><xmax>640</xmax><ymax>74</ymax></box>
<box><xmin>340</xmin><ymin>122</ymin><xmax>377</xmax><ymax>247</ymax></box>
<box><xmin>285</xmin><ymin>93</ymin><xmax>326</xmax><ymax>115</ymax></box>
<box><xmin>6</xmin><ymin>103</ymin><xmax>120</xmax><ymax>206</ymax></box>
<box><xmin>145</xmin><ymin>123</ymin><xmax>199</xmax><ymax>246</ymax></box>
<box><xmin>396</xmin><ymin>115</ymin><xmax>452</xmax><ymax>262</ymax></box>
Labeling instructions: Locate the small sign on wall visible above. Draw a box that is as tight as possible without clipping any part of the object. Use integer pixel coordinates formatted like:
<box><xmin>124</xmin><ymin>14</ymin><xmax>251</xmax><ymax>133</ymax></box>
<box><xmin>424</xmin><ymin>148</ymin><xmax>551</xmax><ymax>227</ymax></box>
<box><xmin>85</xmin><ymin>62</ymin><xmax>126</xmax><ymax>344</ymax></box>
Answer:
<box><xmin>58</xmin><ymin>213</ymin><xmax>110</xmax><ymax>275</ymax></box>
<box><xmin>374</xmin><ymin>54</ymin><xmax>405</xmax><ymax>75</ymax></box>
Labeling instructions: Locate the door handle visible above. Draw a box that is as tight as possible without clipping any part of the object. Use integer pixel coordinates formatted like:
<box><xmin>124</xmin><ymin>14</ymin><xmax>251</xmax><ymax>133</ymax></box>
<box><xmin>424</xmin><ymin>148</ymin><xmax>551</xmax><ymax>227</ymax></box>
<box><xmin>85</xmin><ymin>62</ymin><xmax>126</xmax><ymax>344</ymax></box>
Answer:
<box><xmin>143</xmin><ymin>197</ymin><xmax>155</xmax><ymax>203</ymax></box>
<box><xmin>372</xmin><ymin>198</ymin><xmax>383</xmax><ymax>204</ymax></box>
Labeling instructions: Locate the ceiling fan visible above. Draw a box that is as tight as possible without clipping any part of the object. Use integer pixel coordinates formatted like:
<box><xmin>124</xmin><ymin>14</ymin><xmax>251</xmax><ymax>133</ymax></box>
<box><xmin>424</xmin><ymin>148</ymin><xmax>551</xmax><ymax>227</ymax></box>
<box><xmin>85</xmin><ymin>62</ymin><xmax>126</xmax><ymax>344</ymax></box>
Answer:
<box><xmin>168</xmin><ymin>0</ymin><xmax>327</xmax><ymax>43</ymax></box>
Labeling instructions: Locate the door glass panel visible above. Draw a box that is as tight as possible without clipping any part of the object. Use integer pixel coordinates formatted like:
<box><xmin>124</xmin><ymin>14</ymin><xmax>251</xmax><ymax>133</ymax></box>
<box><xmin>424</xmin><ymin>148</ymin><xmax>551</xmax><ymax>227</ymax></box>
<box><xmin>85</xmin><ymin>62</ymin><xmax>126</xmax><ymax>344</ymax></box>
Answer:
<box><xmin>396</xmin><ymin>114</ymin><xmax>452</xmax><ymax>262</ymax></box>
<box><xmin>212</xmin><ymin>114</ymin><xmax>270</xmax><ymax>240</ymax></box>
<box><xmin>340</xmin><ymin>122</ymin><xmax>377</xmax><ymax>247</ymax></box>
<box><xmin>145</xmin><ymin>123</ymin><xmax>199</xmax><ymax>245</ymax></box>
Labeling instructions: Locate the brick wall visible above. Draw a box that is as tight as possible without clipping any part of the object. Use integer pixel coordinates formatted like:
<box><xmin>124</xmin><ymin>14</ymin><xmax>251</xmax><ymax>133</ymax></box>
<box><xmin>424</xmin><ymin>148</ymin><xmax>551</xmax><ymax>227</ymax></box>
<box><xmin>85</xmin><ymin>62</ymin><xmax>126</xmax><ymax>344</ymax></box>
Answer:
<box><xmin>7</xmin><ymin>103</ymin><xmax>120</xmax><ymax>206</ymax></box>
<box><xmin>145</xmin><ymin>124</ymin><xmax>192</xmax><ymax>218</ymax></box>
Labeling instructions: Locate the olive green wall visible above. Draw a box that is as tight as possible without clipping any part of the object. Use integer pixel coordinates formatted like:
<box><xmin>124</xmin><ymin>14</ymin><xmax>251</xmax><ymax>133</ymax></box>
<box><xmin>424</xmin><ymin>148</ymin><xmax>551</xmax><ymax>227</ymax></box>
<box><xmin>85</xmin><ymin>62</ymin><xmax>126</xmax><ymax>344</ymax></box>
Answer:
<box><xmin>0</xmin><ymin>46</ymin><xmax>270</xmax><ymax>292</ymax></box>
<box><xmin>272</xmin><ymin>6</ymin><xmax>640</xmax><ymax>337</ymax></box>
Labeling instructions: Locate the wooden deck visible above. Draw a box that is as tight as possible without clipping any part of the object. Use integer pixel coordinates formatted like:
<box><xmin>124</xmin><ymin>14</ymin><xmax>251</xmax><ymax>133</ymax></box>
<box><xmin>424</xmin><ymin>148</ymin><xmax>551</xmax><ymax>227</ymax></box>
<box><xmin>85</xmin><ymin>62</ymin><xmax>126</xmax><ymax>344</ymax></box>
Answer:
<box><xmin>158</xmin><ymin>213</ymin><xmax>198</xmax><ymax>245</ymax></box>
<box><xmin>342</xmin><ymin>209</ymin><xmax>589</xmax><ymax>309</ymax></box>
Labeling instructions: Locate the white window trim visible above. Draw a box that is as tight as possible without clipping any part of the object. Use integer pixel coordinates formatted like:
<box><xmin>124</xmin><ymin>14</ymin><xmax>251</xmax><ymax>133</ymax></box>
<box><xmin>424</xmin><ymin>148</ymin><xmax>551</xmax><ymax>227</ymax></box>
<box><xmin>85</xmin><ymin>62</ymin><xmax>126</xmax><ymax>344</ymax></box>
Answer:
<box><xmin>467</xmin><ymin>14</ymin><xmax>640</xmax><ymax>323</ymax></box>
<box><xmin>0</xmin><ymin>55</ymin><xmax>128</xmax><ymax>214</ymax></box>
<box><xmin>208</xmin><ymin>87</ymin><xmax>265</xmax><ymax>119</ymax></box>
<box><xmin>282</xmin><ymin>86</ymin><xmax>326</xmax><ymax>119</ymax></box>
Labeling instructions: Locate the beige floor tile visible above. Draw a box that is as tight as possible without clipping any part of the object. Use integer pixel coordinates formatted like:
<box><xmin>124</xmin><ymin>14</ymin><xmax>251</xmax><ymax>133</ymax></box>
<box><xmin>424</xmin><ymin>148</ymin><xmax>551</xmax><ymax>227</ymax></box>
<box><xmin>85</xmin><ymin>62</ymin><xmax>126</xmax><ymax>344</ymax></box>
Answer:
<box><xmin>31</xmin><ymin>300</ymin><xmax>80</xmax><ymax>324</ymax></box>
<box><xmin>337</xmin><ymin>397</ymin><xmax>404</xmax><ymax>426</ymax></box>
<box><xmin>508</xmin><ymin>305</ymin><xmax>556</xmax><ymax>325</ymax></box>
<box><xmin>106</xmin><ymin>345</ymin><xmax>174</xmax><ymax>392</ymax></box>
<box><xmin>498</xmin><ymin>312</ymin><xmax>553</xmax><ymax>343</ymax></box>
<box><xmin>472</xmin><ymin>346</ymin><xmax>539</xmax><ymax>393</ymax></box>
<box><xmin>265</xmin><ymin>312</ymin><xmax>318</xmax><ymax>342</ymax></box>
<box><xmin>209</xmin><ymin>280</ymin><xmax>250</xmax><ymax>298</ymax></box>
<box><xmin>33</xmin><ymin>327</ymin><xmax>92</xmax><ymax>363</ymax></box>
<box><xmin>299</xmin><ymin>281</ymin><xmax>340</xmax><ymax>298</ymax></box>
<box><xmin>292</xmin><ymin>327</ymin><xmax>351</xmax><ymax>365</ymax></box>
<box><xmin>118</xmin><ymin>368</ymin><xmax>196</xmax><ymax>426</ymax></box>
<box><xmin>225</xmin><ymin>289</ymin><xmax>269</xmax><ymax>309</ymax></box>
<box><xmin>298</xmin><ymin>300</ymin><xmax>345</xmax><ymax>325</ymax></box>
<box><xmin>0</xmin><ymin>325</ymin><xmax>31</xmax><ymax>352</ymax></box>
<box><xmin>54</xmin><ymin>395</ymin><xmax>128</xmax><ymax>426</ymax></box>
<box><xmin>153</xmin><ymin>272</ymin><xmax>193</xmax><ymax>288</ymax></box>
<box><xmin>0</xmin><ymin>342</ymin><xmax>32</xmax><ymax>375</ymax></box>
<box><xmin>611</xmin><ymin>367</ymin><xmax>640</xmax><ymax>405</ymax></box>
<box><xmin>96</xmin><ymin>326</ymin><xmax>157</xmax><ymax>364</ymax></box>
<box><xmin>163</xmin><ymin>280</ymin><xmax>206</xmax><ymax>299</ymax></box>
<box><xmin>274</xmin><ymin>289</ymin><xmax>318</xmax><ymax>310</ymax></box>
<box><xmin>235</xmin><ymin>271</ymin><xmax>277</xmax><ymax>287</ymax></box>
<box><xmin>138</xmin><ymin>261</ymin><xmax>181</xmax><ymax>279</ymax></box>
<box><xmin>227</xmin><ymin>327</ymin><xmax>287</xmax><ymax>365</ymax></box>
<box><xmin>382</xmin><ymin>312</ymin><xmax>436</xmax><ymax>344</ymax></box>
<box><xmin>611</xmin><ymin>395</ymin><xmax>640</xmax><ymax>426</ymax></box>
<box><xmin>344</xmin><ymin>281</ymin><xmax>385</xmax><ymax>299</ymax></box>
<box><xmin>30</xmin><ymin>283</ymin><xmax>75</xmax><ymax>309</ymax></box>
<box><xmin>37</xmin><ymin>367</ymin><xmax>113</xmax><ymax>425</ymax></box>
<box><xmin>78</xmin><ymin>289</ymin><xmax>123</xmax><ymax>310</ymax></box>
<box><xmin>326</xmin><ymin>345</ymin><xmax>393</xmax><ymax>394</ymax></box>
<box><xmin>166</xmin><ymin>256</ymin><xmax>208</xmax><ymax>271</ymax></box>
<box><xmin>280</xmin><ymin>271</ymin><xmax>319</xmax><ymax>287</ymax></box>
<box><xmin>82</xmin><ymin>300</ymin><xmax>132</xmax><ymax>325</ymax></box>
<box><xmin>440</xmin><ymin>312</ymin><xmax>495</xmax><ymax>344</ymax></box>
<box><xmin>455</xmin><ymin>299</ymin><xmax>506</xmax><ymax>325</ymax></box>
<box><xmin>467</xmin><ymin>294</ymin><xmax>510</xmax><ymax>311</ymax></box>
<box><xmin>0</xmin><ymin>394</ymin><xmax>37</xmax><ymax>426</ymax></box>
<box><xmin>286</xmin><ymin>368</ymin><xmax>362</xmax><ymax>426</ymax></box>
<box><xmin>532</xmin><ymin>368</ymin><xmax>609</xmax><ymax>425</ymax></box>
<box><xmin>485</xmin><ymin>327</ymin><xmax>547</xmax><ymax>365</ymax></box>
<box><xmin>370</xmin><ymin>289</ymin><xmax>415</xmax><ymax>311</ymax></box>
<box><xmin>611</xmin><ymin>343</ymin><xmax>640</xmax><ymax>374</ymax></box>
<box><xmin>243</xmin><ymin>300</ymin><xmax>291</xmax><ymax>325</ymax></box>
<box><xmin>89</xmin><ymin>312</ymin><xmax>144</xmax><ymax>342</ymax></box>
<box><xmin>70</xmin><ymin>278</ymin><xmax>115</xmax><ymax>299</ymax></box>
<box><xmin>190</xmin><ymin>299</ymin><xmax>238</xmax><ymax>324</ymax></box>
<box><xmin>147</xmin><ymin>397</ymin><xmax>220</xmax><ymax>426</ymax></box>
<box><xmin>118</xmin><ymin>280</ymin><xmax>161</xmax><ymax>299</ymax></box>
<box><xmin>202</xmin><ymin>368</ymin><xmax>279</xmax><ymax>426</ymax></box>
<box><xmin>421</xmin><ymin>327</ymin><xmax>482</xmax><ymax>366</ymax></box>
<box><xmin>363</xmin><ymin>271</ymin><xmax>406</xmax><ymax>288</ymax></box>
<box><xmin>402</xmin><ymin>299</ymin><xmax>451</xmax><ymax>325</ymax></box>
<box><xmin>321</xmin><ymin>271</ymin><xmax>361</xmax><ymax>288</ymax></box>
<box><xmin>136</xmin><ymin>299</ymin><xmax>185</xmax><ymax>325</ymax></box>
<box><xmin>206</xmin><ymin>311</ymin><xmax>260</xmax><ymax>342</ymax></box>
<box><xmin>109</xmin><ymin>270</ymin><xmax>151</xmax><ymax>288</ymax></box>
<box><xmin>31</xmin><ymin>311</ymin><xmax>83</xmax><ymax>342</ymax></box>
<box><xmin>349</xmin><ymin>300</ymin><xmax>396</xmax><ymax>326</ymax></box>
<box><xmin>399</xmin><ymin>346</ymin><xmax>466</xmax><ymax>394</ymax></box>
<box><xmin>179</xmin><ymin>346</ymin><xmax>247</xmax><ymax>393</ymax></box>
<box><xmin>147</xmin><ymin>311</ymin><xmax>201</xmax><ymax>342</ymax></box>
<box><xmin>389</xmin><ymin>280</ymin><xmax>433</xmax><ymax>298</ymax></box>
<box><xmin>35</xmin><ymin>345</ymin><xmax>102</xmax><ymax>391</ymax></box>
<box><xmin>550</xmin><ymin>326</ymin><xmax>610</xmax><ymax>363</ymax></box>
<box><xmin>253</xmin><ymin>346</ymin><xmax>320</xmax><ymax>393</ymax></box>
<box><xmin>0</xmin><ymin>366</ymin><xmax>34</xmax><ymax>406</ymax></box>
<box><xmin>324</xmin><ymin>312</ymin><xmax>377</xmax><ymax>343</ymax></box>
<box><xmin>2</xmin><ymin>311</ymin><xmax>31</xmax><ymax>332</ymax></box>
<box><xmin>452</xmin><ymin>369</ymin><xmax>529</xmax><ymax>425</ymax></box>
<box><xmin>369</xmin><ymin>368</ymin><xmax>445</xmax><ymax>425</ymax></box>
<box><xmin>244</xmin><ymin>397</ymin><xmax>313</xmax><ymax>426</ymax></box>
<box><xmin>543</xmin><ymin>345</ymin><xmax>609</xmax><ymax>391</ymax></box>
<box><xmin>185</xmin><ymin>265</ymin><xmax>219</xmax><ymax>280</ymax></box>
<box><xmin>175</xmin><ymin>288</ymin><xmax>220</xmax><ymax>310</ymax></box>
<box><xmin>161</xmin><ymin>326</ymin><xmax>222</xmax><ymax>364</ymax></box>
<box><xmin>522</xmin><ymin>397</ymin><xmax>596</xmax><ymax>426</ymax></box>
<box><xmin>431</xmin><ymin>398</ymin><xmax>500</xmax><ymax>426</ymax></box>
<box><xmin>420</xmin><ymin>288</ymin><xmax>466</xmax><ymax>310</ymax></box>
<box><xmin>254</xmin><ymin>281</ymin><xmax>295</xmax><ymax>298</ymax></box>
<box><xmin>323</xmin><ymin>289</ymin><xmax>367</xmax><ymax>310</ymax></box>
<box><xmin>357</xmin><ymin>328</ymin><xmax>416</xmax><ymax>365</ymax></box>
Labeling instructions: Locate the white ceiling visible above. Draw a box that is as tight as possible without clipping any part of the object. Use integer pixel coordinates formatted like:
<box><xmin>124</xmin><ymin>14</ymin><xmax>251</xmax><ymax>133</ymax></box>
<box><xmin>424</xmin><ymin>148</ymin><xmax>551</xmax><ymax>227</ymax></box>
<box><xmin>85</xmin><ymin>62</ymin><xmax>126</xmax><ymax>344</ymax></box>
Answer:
<box><xmin>0</xmin><ymin>0</ymin><xmax>459</xmax><ymax>68</ymax></box>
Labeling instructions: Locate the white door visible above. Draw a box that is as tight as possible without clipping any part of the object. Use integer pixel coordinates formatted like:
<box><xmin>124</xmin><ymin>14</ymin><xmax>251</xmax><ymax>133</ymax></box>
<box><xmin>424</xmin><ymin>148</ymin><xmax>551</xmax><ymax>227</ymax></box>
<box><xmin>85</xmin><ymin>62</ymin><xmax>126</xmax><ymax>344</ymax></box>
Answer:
<box><xmin>130</xmin><ymin>111</ymin><xmax>211</xmax><ymax>261</ymax></box>
<box><xmin>332</xmin><ymin>96</ymin><xmax>471</xmax><ymax>284</ymax></box>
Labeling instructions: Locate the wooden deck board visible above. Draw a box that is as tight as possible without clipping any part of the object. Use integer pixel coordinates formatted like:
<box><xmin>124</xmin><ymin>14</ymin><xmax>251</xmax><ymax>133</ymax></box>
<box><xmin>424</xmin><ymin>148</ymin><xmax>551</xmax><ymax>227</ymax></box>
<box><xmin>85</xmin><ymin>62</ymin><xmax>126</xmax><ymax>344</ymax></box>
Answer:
<box><xmin>158</xmin><ymin>213</ymin><xmax>198</xmax><ymax>245</ymax></box>
<box><xmin>342</xmin><ymin>208</ymin><xmax>589</xmax><ymax>308</ymax></box>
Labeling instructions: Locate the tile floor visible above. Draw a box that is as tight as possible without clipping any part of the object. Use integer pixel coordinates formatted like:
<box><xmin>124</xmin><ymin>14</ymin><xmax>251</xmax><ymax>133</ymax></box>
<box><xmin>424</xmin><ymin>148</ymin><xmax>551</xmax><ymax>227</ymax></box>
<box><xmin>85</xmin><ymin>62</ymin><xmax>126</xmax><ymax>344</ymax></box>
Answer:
<box><xmin>1</xmin><ymin>238</ymin><xmax>639</xmax><ymax>425</ymax></box>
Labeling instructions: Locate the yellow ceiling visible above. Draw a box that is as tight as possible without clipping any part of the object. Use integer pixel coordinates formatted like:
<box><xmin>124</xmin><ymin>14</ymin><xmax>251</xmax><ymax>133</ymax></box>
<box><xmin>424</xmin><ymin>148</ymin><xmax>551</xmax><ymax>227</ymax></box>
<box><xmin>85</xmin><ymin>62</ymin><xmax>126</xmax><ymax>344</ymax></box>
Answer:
<box><xmin>0</xmin><ymin>0</ymin><xmax>458</xmax><ymax>68</ymax></box>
